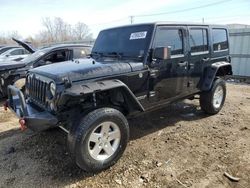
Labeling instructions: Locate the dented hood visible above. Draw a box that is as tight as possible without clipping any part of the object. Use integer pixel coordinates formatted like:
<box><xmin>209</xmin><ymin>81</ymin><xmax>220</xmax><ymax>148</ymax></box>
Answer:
<box><xmin>30</xmin><ymin>58</ymin><xmax>140</xmax><ymax>83</ymax></box>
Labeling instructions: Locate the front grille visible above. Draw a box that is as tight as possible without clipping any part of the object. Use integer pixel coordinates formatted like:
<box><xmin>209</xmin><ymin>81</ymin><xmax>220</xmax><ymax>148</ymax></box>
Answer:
<box><xmin>29</xmin><ymin>76</ymin><xmax>48</xmax><ymax>106</ymax></box>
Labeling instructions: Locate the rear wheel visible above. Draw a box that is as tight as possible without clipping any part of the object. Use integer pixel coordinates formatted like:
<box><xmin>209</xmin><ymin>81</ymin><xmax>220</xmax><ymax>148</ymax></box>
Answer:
<box><xmin>200</xmin><ymin>78</ymin><xmax>226</xmax><ymax>114</ymax></box>
<box><xmin>67</xmin><ymin>107</ymin><xmax>129</xmax><ymax>172</ymax></box>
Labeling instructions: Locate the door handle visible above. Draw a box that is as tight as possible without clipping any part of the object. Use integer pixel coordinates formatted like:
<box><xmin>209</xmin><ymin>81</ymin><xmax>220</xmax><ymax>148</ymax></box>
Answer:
<box><xmin>178</xmin><ymin>61</ymin><xmax>187</xmax><ymax>67</ymax></box>
<box><xmin>203</xmin><ymin>57</ymin><xmax>210</xmax><ymax>61</ymax></box>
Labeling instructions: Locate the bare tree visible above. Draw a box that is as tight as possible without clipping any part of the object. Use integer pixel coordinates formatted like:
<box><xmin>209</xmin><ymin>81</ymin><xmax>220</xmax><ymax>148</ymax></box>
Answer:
<box><xmin>0</xmin><ymin>31</ymin><xmax>21</xmax><ymax>45</ymax></box>
<box><xmin>41</xmin><ymin>17</ymin><xmax>55</xmax><ymax>42</ymax></box>
<box><xmin>0</xmin><ymin>17</ymin><xmax>93</xmax><ymax>46</ymax></box>
<box><xmin>40</xmin><ymin>17</ymin><xmax>92</xmax><ymax>44</ymax></box>
<box><xmin>73</xmin><ymin>22</ymin><xmax>93</xmax><ymax>40</ymax></box>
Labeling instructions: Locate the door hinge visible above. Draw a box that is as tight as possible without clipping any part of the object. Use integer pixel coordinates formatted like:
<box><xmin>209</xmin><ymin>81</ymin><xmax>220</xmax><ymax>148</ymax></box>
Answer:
<box><xmin>149</xmin><ymin>91</ymin><xmax>156</xmax><ymax>97</ymax></box>
<box><xmin>150</xmin><ymin>69</ymin><xmax>159</xmax><ymax>77</ymax></box>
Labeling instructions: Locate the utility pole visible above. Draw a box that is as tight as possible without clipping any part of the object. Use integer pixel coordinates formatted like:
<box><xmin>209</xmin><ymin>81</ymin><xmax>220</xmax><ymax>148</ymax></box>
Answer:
<box><xmin>129</xmin><ymin>16</ymin><xmax>134</xmax><ymax>24</ymax></box>
<box><xmin>202</xmin><ymin>17</ymin><xmax>205</xmax><ymax>23</ymax></box>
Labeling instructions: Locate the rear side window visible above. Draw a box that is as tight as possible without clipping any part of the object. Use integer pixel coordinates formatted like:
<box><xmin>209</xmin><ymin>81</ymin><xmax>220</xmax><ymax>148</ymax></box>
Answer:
<box><xmin>73</xmin><ymin>48</ymin><xmax>90</xmax><ymax>59</ymax></box>
<box><xmin>10</xmin><ymin>49</ymin><xmax>23</xmax><ymax>55</ymax></box>
<box><xmin>189</xmin><ymin>28</ymin><xmax>208</xmax><ymax>53</ymax></box>
<box><xmin>212</xmin><ymin>29</ymin><xmax>228</xmax><ymax>51</ymax></box>
<box><xmin>154</xmin><ymin>28</ymin><xmax>184</xmax><ymax>55</ymax></box>
<box><xmin>22</xmin><ymin>49</ymin><xmax>30</xmax><ymax>54</ymax></box>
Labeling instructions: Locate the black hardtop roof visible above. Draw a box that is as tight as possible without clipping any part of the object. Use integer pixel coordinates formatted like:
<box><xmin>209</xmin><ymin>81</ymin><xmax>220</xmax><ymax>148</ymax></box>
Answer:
<box><xmin>102</xmin><ymin>22</ymin><xmax>228</xmax><ymax>31</ymax></box>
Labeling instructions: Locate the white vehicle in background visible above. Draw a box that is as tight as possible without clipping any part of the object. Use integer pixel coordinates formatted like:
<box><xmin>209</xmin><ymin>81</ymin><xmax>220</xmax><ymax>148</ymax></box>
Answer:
<box><xmin>0</xmin><ymin>47</ymin><xmax>31</xmax><ymax>62</ymax></box>
<box><xmin>0</xmin><ymin>46</ymin><xmax>18</xmax><ymax>55</ymax></box>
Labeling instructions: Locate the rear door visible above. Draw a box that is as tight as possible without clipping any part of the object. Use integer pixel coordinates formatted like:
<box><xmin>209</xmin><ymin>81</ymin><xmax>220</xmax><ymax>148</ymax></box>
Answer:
<box><xmin>73</xmin><ymin>47</ymin><xmax>91</xmax><ymax>59</ymax></box>
<box><xmin>187</xmin><ymin>26</ymin><xmax>210</xmax><ymax>91</ymax></box>
<box><xmin>149</xmin><ymin>25</ymin><xmax>189</xmax><ymax>102</ymax></box>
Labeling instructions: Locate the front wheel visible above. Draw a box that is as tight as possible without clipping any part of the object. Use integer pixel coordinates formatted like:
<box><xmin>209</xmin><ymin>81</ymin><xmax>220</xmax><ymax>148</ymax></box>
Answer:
<box><xmin>67</xmin><ymin>107</ymin><xmax>129</xmax><ymax>172</ymax></box>
<box><xmin>200</xmin><ymin>78</ymin><xmax>226</xmax><ymax>114</ymax></box>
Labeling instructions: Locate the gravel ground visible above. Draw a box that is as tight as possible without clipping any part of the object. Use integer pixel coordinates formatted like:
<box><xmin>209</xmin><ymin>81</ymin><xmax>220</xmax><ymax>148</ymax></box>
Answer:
<box><xmin>0</xmin><ymin>83</ymin><xmax>249</xmax><ymax>188</ymax></box>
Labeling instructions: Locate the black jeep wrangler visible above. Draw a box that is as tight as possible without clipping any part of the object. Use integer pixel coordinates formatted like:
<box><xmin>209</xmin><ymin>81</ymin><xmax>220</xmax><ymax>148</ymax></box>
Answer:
<box><xmin>6</xmin><ymin>22</ymin><xmax>232</xmax><ymax>172</ymax></box>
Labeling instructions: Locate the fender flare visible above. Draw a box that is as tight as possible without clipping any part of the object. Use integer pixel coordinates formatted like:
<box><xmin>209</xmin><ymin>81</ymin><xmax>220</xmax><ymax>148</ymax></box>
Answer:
<box><xmin>200</xmin><ymin>61</ymin><xmax>232</xmax><ymax>91</ymax></box>
<box><xmin>64</xmin><ymin>79</ymin><xmax>145</xmax><ymax>112</ymax></box>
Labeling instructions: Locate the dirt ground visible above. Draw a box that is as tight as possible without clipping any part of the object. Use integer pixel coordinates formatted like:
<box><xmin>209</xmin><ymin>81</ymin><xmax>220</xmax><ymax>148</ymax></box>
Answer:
<box><xmin>0</xmin><ymin>83</ymin><xmax>249</xmax><ymax>188</ymax></box>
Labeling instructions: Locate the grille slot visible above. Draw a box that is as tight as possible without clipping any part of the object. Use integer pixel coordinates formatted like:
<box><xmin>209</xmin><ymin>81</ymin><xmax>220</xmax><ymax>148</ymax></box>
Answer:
<box><xmin>29</xmin><ymin>77</ymin><xmax>47</xmax><ymax>105</ymax></box>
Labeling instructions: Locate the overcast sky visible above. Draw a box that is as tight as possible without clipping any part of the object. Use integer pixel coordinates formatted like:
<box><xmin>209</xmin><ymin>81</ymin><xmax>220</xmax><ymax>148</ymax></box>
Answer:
<box><xmin>0</xmin><ymin>0</ymin><xmax>249</xmax><ymax>38</ymax></box>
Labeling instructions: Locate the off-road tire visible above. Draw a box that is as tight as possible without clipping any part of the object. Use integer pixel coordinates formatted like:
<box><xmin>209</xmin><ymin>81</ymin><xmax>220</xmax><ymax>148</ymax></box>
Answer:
<box><xmin>200</xmin><ymin>78</ymin><xmax>226</xmax><ymax>114</ymax></box>
<box><xmin>67</xmin><ymin>107</ymin><xmax>129</xmax><ymax>172</ymax></box>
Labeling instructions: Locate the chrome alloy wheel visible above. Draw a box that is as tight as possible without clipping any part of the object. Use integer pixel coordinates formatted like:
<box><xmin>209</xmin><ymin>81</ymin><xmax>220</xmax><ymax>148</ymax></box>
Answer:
<box><xmin>213</xmin><ymin>85</ymin><xmax>224</xmax><ymax>108</ymax></box>
<box><xmin>88</xmin><ymin>121</ymin><xmax>121</xmax><ymax>161</ymax></box>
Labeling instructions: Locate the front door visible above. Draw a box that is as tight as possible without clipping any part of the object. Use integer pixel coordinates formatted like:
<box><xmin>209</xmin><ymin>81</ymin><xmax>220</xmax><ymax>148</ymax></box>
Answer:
<box><xmin>149</xmin><ymin>26</ymin><xmax>189</xmax><ymax>103</ymax></box>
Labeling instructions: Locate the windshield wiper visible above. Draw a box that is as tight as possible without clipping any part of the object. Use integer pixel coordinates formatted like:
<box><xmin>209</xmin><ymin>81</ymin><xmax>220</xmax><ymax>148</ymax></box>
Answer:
<box><xmin>90</xmin><ymin>51</ymin><xmax>103</xmax><ymax>59</ymax></box>
<box><xmin>119</xmin><ymin>54</ymin><xmax>144</xmax><ymax>61</ymax></box>
<box><xmin>103</xmin><ymin>52</ymin><xmax>123</xmax><ymax>59</ymax></box>
<box><xmin>91</xmin><ymin>51</ymin><xmax>143</xmax><ymax>61</ymax></box>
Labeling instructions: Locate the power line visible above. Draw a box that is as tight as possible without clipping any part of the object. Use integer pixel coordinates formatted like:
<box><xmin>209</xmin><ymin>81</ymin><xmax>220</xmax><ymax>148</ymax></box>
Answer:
<box><xmin>129</xmin><ymin>16</ymin><xmax>134</xmax><ymax>24</ymax></box>
<box><xmin>132</xmin><ymin>0</ymin><xmax>233</xmax><ymax>18</ymax></box>
<box><xmin>89</xmin><ymin>17</ymin><xmax>128</xmax><ymax>27</ymax></box>
<box><xmin>89</xmin><ymin>0</ymin><xmax>235</xmax><ymax>27</ymax></box>
<box><xmin>190</xmin><ymin>14</ymin><xmax>250</xmax><ymax>22</ymax></box>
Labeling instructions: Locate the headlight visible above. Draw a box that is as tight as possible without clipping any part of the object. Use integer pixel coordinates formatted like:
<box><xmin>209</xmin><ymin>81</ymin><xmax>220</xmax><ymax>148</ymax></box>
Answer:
<box><xmin>0</xmin><ymin>78</ymin><xmax>4</xmax><ymax>85</ymax></box>
<box><xmin>49</xmin><ymin>82</ymin><xmax>56</xmax><ymax>97</ymax></box>
<box><xmin>49</xmin><ymin>101</ymin><xmax>56</xmax><ymax>111</ymax></box>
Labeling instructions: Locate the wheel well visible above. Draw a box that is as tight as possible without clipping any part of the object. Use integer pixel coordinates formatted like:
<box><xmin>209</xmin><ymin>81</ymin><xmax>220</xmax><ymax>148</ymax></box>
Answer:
<box><xmin>200</xmin><ymin>64</ymin><xmax>232</xmax><ymax>91</ymax></box>
<box><xmin>216</xmin><ymin>65</ymin><xmax>232</xmax><ymax>77</ymax></box>
<box><xmin>69</xmin><ymin>88</ymin><xmax>139</xmax><ymax>116</ymax></box>
<box><xmin>93</xmin><ymin>88</ymin><xmax>134</xmax><ymax>115</ymax></box>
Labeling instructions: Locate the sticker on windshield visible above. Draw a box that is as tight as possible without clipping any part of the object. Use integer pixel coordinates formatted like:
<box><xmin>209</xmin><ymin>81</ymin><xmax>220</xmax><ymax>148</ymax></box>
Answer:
<box><xmin>129</xmin><ymin>31</ymin><xmax>147</xmax><ymax>40</ymax></box>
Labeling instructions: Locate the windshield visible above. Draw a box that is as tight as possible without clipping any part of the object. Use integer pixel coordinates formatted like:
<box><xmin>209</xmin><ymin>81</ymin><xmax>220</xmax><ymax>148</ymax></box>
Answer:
<box><xmin>21</xmin><ymin>48</ymin><xmax>50</xmax><ymax>64</ymax></box>
<box><xmin>92</xmin><ymin>24</ymin><xmax>153</xmax><ymax>59</ymax></box>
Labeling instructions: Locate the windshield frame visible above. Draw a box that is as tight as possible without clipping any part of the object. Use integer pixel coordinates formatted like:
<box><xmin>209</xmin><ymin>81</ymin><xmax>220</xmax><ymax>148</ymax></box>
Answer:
<box><xmin>92</xmin><ymin>24</ymin><xmax>154</xmax><ymax>63</ymax></box>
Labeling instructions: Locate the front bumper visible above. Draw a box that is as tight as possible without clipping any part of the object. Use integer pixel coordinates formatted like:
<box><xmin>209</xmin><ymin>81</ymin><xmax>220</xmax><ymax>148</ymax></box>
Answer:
<box><xmin>7</xmin><ymin>85</ymin><xmax>58</xmax><ymax>131</ymax></box>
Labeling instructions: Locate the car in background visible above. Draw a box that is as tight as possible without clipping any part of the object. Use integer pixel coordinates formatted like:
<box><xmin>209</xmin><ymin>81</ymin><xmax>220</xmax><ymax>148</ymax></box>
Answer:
<box><xmin>0</xmin><ymin>42</ymin><xmax>91</xmax><ymax>98</ymax></box>
<box><xmin>0</xmin><ymin>46</ymin><xmax>19</xmax><ymax>55</ymax></box>
<box><xmin>0</xmin><ymin>47</ymin><xmax>30</xmax><ymax>62</ymax></box>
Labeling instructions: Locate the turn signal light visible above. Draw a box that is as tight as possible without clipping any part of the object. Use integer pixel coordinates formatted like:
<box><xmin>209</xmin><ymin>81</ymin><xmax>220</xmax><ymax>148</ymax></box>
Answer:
<box><xmin>19</xmin><ymin>118</ymin><xmax>27</xmax><ymax>131</ymax></box>
<box><xmin>3</xmin><ymin>101</ymin><xmax>8</xmax><ymax>111</ymax></box>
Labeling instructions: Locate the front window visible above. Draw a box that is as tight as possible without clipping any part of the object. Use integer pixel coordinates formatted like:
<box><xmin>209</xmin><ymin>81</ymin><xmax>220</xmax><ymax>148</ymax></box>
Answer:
<box><xmin>153</xmin><ymin>28</ymin><xmax>184</xmax><ymax>56</ymax></box>
<box><xmin>21</xmin><ymin>48</ymin><xmax>50</xmax><ymax>64</ymax></box>
<box><xmin>92</xmin><ymin>25</ymin><xmax>153</xmax><ymax>59</ymax></box>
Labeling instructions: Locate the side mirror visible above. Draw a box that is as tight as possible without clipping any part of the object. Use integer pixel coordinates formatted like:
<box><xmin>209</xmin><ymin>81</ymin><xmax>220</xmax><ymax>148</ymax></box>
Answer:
<box><xmin>153</xmin><ymin>46</ymin><xmax>171</xmax><ymax>60</ymax></box>
<box><xmin>37</xmin><ymin>60</ymin><xmax>46</xmax><ymax>66</ymax></box>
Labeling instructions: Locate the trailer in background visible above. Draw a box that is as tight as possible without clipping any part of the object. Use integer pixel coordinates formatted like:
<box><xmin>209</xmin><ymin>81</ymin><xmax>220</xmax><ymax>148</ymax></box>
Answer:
<box><xmin>228</xmin><ymin>25</ymin><xmax>250</xmax><ymax>83</ymax></box>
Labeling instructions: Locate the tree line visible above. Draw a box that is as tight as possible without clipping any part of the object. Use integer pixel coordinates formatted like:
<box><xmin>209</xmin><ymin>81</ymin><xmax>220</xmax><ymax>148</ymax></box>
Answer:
<box><xmin>0</xmin><ymin>17</ymin><xmax>94</xmax><ymax>47</ymax></box>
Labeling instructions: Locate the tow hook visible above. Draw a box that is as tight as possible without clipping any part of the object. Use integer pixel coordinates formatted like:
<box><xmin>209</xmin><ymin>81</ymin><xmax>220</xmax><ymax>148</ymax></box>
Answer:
<box><xmin>19</xmin><ymin>118</ymin><xmax>27</xmax><ymax>131</ymax></box>
<box><xmin>3</xmin><ymin>100</ymin><xmax>8</xmax><ymax>111</ymax></box>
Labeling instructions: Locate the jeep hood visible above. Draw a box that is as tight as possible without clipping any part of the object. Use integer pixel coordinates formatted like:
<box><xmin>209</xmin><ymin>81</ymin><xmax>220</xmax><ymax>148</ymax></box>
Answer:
<box><xmin>0</xmin><ymin>60</ymin><xmax>26</xmax><ymax>72</ymax></box>
<box><xmin>30</xmin><ymin>58</ymin><xmax>144</xmax><ymax>83</ymax></box>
